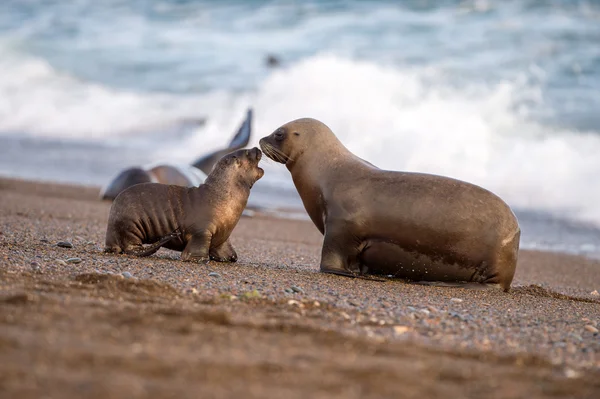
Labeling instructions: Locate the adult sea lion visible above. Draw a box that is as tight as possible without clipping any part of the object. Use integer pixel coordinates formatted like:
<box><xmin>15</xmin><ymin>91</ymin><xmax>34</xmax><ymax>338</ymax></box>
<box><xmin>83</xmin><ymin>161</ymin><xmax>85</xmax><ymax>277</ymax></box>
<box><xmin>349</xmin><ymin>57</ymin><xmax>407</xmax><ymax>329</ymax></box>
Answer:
<box><xmin>259</xmin><ymin>119</ymin><xmax>520</xmax><ymax>291</ymax></box>
<box><xmin>100</xmin><ymin>108</ymin><xmax>253</xmax><ymax>201</ymax></box>
<box><xmin>104</xmin><ymin>147</ymin><xmax>264</xmax><ymax>261</ymax></box>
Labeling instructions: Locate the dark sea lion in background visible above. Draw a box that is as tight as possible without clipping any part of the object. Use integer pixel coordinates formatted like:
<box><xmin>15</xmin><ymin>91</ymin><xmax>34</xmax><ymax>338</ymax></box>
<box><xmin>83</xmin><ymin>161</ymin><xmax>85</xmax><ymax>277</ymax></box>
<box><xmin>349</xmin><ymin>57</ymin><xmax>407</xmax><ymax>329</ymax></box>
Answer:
<box><xmin>192</xmin><ymin>108</ymin><xmax>253</xmax><ymax>174</ymax></box>
<box><xmin>104</xmin><ymin>148</ymin><xmax>264</xmax><ymax>261</ymax></box>
<box><xmin>259</xmin><ymin>119</ymin><xmax>521</xmax><ymax>291</ymax></box>
<box><xmin>99</xmin><ymin>164</ymin><xmax>206</xmax><ymax>201</ymax></box>
<box><xmin>100</xmin><ymin>108</ymin><xmax>253</xmax><ymax>201</ymax></box>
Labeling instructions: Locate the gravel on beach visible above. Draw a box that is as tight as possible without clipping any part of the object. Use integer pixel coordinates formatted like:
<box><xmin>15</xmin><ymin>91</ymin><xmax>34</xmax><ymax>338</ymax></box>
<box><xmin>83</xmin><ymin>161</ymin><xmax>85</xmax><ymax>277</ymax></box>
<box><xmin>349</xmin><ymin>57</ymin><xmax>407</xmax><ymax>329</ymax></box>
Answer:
<box><xmin>1</xmin><ymin>177</ymin><xmax>599</xmax><ymax>398</ymax></box>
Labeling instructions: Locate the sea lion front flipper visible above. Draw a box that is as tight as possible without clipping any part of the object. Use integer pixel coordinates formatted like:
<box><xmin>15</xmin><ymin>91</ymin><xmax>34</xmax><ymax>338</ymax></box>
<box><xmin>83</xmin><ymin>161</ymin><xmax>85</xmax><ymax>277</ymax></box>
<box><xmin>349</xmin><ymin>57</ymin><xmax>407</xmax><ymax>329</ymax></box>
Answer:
<box><xmin>209</xmin><ymin>239</ymin><xmax>238</xmax><ymax>262</ymax></box>
<box><xmin>181</xmin><ymin>232</ymin><xmax>212</xmax><ymax>263</ymax></box>
<box><xmin>319</xmin><ymin>224</ymin><xmax>361</xmax><ymax>277</ymax></box>
<box><xmin>191</xmin><ymin>108</ymin><xmax>253</xmax><ymax>174</ymax></box>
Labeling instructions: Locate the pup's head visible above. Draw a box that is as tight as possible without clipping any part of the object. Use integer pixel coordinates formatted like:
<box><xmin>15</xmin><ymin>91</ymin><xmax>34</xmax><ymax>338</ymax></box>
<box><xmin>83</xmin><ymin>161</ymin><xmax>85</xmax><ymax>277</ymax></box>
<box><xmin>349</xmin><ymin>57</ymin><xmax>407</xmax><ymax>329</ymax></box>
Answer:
<box><xmin>210</xmin><ymin>147</ymin><xmax>264</xmax><ymax>188</ymax></box>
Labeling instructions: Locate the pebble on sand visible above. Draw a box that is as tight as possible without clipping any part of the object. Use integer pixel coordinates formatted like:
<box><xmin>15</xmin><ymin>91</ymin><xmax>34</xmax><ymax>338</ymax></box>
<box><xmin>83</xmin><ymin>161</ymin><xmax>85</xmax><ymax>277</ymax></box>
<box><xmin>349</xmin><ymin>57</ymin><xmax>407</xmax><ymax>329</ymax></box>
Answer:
<box><xmin>241</xmin><ymin>290</ymin><xmax>261</xmax><ymax>300</ymax></box>
<box><xmin>122</xmin><ymin>272</ymin><xmax>132</xmax><ymax>279</ymax></box>
<box><xmin>56</xmin><ymin>241</ymin><xmax>73</xmax><ymax>248</ymax></box>
<box><xmin>66</xmin><ymin>258</ymin><xmax>82</xmax><ymax>264</ymax></box>
<box><xmin>393</xmin><ymin>325</ymin><xmax>411</xmax><ymax>335</ymax></box>
<box><xmin>584</xmin><ymin>325</ymin><xmax>599</xmax><ymax>333</ymax></box>
<box><xmin>591</xmin><ymin>290</ymin><xmax>599</xmax><ymax>296</ymax></box>
<box><xmin>450</xmin><ymin>298</ymin><xmax>464</xmax><ymax>303</ymax></box>
<box><xmin>208</xmin><ymin>272</ymin><xmax>221</xmax><ymax>278</ymax></box>
<box><xmin>56</xmin><ymin>260</ymin><xmax>67</xmax><ymax>266</ymax></box>
<box><xmin>291</xmin><ymin>286</ymin><xmax>304</xmax><ymax>294</ymax></box>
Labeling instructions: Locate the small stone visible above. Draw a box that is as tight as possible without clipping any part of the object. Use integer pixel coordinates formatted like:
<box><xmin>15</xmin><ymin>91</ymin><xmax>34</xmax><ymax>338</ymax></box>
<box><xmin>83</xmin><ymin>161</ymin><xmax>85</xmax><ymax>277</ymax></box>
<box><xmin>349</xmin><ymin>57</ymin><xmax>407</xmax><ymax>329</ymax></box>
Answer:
<box><xmin>56</xmin><ymin>260</ymin><xmax>67</xmax><ymax>266</ymax></box>
<box><xmin>393</xmin><ymin>325</ymin><xmax>410</xmax><ymax>335</ymax></box>
<box><xmin>66</xmin><ymin>258</ymin><xmax>82</xmax><ymax>264</ymax></box>
<box><xmin>284</xmin><ymin>288</ymin><xmax>293</xmax><ymax>294</ymax></box>
<box><xmin>40</xmin><ymin>239</ymin><xmax>49</xmax><ymax>243</ymax></box>
<box><xmin>420</xmin><ymin>309</ymin><xmax>431</xmax><ymax>315</ymax></box>
<box><xmin>407</xmin><ymin>306</ymin><xmax>417</xmax><ymax>312</ymax></box>
<box><xmin>564</xmin><ymin>368</ymin><xmax>581</xmax><ymax>379</ymax></box>
<box><xmin>122</xmin><ymin>272</ymin><xmax>132</xmax><ymax>279</ymax></box>
<box><xmin>348</xmin><ymin>300</ymin><xmax>359</xmax><ymax>307</ymax></box>
<box><xmin>313</xmin><ymin>301</ymin><xmax>320</xmax><ymax>307</ymax></box>
<box><xmin>591</xmin><ymin>290</ymin><xmax>599</xmax><ymax>297</ymax></box>
<box><xmin>340</xmin><ymin>312</ymin><xmax>351</xmax><ymax>320</ymax></box>
<box><xmin>291</xmin><ymin>286</ymin><xmax>304</xmax><ymax>294</ymax></box>
<box><xmin>287</xmin><ymin>300</ymin><xmax>304</xmax><ymax>308</ymax></box>
<box><xmin>56</xmin><ymin>241</ymin><xmax>73</xmax><ymax>248</ymax></box>
<box><xmin>450</xmin><ymin>298</ymin><xmax>463</xmax><ymax>303</ymax></box>
<box><xmin>241</xmin><ymin>290</ymin><xmax>261</xmax><ymax>300</ymax></box>
<box><xmin>208</xmin><ymin>272</ymin><xmax>221</xmax><ymax>278</ymax></box>
<box><xmin>584</xmin><ymin>325</ymin><xmax>599</xmax><ymax>333</ymax></box>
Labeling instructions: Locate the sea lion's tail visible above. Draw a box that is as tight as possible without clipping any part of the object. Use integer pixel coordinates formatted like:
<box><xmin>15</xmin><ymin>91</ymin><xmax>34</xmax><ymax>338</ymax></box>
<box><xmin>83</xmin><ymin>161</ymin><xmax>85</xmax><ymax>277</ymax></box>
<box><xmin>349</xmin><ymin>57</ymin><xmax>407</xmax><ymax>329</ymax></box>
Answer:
<box><xmin>123</xmin><ymin>229</ymin><xmax>181</xmax><ymax>257</ymax></box>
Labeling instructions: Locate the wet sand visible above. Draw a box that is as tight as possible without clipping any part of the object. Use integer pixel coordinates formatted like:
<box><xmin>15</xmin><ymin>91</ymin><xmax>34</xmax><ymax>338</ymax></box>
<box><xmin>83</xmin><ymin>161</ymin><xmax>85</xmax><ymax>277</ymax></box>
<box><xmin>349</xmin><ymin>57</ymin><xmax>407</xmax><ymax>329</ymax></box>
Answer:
<box><xmin>1</xmin><ymin>177</ymin><xmax>599</xmax><ymax>398</ymax></box>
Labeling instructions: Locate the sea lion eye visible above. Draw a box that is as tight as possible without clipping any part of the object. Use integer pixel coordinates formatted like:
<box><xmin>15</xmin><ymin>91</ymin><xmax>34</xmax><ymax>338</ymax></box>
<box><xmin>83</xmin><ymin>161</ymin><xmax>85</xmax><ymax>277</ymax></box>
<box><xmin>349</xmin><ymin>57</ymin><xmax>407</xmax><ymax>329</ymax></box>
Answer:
<box><xmin>274</xmin><ymin>129</ymin><xmax>285</xmax><ymax>141</ymax></box>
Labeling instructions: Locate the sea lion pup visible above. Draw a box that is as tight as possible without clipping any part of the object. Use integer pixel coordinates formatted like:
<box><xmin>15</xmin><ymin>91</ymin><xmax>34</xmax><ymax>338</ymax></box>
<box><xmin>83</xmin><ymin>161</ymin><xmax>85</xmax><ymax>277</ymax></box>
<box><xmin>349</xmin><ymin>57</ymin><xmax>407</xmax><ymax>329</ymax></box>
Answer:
<box><xmin>100</xmin><ymin>108</ymin><xmax>253</xmax><ymax>200</ymax></box>
<box><xmin>104</xmin><ymin>147</ymin><xmax>264</xmax><ymax>262</ymax></box>
<box><xmin>259</xmin><ymin>119</ymin><xmax>521</xmax><ymax>291</ymax></box>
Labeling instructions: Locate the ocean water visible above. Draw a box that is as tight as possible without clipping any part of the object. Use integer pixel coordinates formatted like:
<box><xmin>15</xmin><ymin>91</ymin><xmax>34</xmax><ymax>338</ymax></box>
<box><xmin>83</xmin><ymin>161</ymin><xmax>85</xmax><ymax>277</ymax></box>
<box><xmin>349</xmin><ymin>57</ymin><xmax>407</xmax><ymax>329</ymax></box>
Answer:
<box><xmin>1</xmin><ymin>0</ymin><xmax>599</xmax><ymax>256</ymax></box>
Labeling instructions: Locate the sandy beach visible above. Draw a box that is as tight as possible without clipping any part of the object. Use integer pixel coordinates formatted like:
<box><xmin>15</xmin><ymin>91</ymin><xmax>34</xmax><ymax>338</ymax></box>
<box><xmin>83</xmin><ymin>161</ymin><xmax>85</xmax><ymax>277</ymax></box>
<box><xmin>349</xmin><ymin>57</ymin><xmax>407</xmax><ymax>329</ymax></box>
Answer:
<box><xmin>1</xmin><ymin>177</ymin><xmax>599</xmax><ymax>398</ymax></box>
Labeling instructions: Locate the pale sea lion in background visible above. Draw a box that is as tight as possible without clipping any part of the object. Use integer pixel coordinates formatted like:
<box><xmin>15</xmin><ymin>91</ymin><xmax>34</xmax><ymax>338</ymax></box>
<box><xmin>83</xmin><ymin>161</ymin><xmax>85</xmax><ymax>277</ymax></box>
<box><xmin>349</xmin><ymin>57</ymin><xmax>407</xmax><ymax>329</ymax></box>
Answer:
<box><xmin>100</xmin><ymin>108</ymin><xmax>253</xmax><ymax>201</ymax></box>
<box><xmin>259</xmin><ymin>118</ymin><xmax>520</xmax><ymax>291</ymax></box>
<box><xmin>104</xmin><ymin>148</ymin><xmax>264</xmax><ymax>261</ymax></box>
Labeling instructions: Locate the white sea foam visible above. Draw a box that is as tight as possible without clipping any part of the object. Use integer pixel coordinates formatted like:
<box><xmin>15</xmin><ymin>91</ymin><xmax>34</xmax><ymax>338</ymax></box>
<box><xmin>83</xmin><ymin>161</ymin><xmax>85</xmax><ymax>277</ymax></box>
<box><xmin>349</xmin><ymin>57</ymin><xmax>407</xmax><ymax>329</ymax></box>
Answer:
<box><xmin>0</xmin><ymin>41</ymin><xmax>225</xmax><ymax>140</ymax></box>
<box><xmin>189</xmin><ymin>55</ymin><xmax>600</xmax><ymax>225</ymax></box>
<box><xmin>1</xmin><ymin>45</ymin><xmax>599</xmax><ymax>225</ymax></box>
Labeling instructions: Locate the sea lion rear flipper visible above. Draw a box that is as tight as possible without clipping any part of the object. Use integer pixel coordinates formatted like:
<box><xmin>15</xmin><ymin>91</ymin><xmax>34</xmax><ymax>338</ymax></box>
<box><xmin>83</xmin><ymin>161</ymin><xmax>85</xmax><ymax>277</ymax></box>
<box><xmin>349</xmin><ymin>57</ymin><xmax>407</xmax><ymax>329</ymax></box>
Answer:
<box><xmin>192</xmin><ymin>108</ymin><xmax>253</xmax><ymax>174</ymax></box>
<box><xmin>227</xmin><ymin>108</ymin><xmax>253</xmax><ymax>149</ymax></box>
<box><xmin>123</xmin><ymin>231</ymin><xmax>181</xmax><ymax>257</ymax></box>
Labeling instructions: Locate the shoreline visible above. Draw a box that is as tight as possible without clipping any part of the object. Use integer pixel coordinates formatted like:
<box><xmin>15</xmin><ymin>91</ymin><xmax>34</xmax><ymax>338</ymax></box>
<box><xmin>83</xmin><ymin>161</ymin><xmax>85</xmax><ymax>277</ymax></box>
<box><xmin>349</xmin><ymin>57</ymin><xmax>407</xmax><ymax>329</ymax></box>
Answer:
<box><xmin>1</xmin><ymin>177</ymin><xmax>599</xmax><ymax>397</ymax></box>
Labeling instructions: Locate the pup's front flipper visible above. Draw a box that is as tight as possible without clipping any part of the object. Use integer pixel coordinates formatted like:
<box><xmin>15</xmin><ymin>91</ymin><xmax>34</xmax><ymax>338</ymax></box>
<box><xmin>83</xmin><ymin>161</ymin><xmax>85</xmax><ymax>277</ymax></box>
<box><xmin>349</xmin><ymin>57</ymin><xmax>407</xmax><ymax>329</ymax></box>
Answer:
<box><xmin>181</xmin><ymin>232</ymin><xmax>211</xmax><ymax>263</ymax></box>
<box><xmin>210</xmin><ymin>239</ymin><xmax>238</xmax><ymax>262</ymax></box>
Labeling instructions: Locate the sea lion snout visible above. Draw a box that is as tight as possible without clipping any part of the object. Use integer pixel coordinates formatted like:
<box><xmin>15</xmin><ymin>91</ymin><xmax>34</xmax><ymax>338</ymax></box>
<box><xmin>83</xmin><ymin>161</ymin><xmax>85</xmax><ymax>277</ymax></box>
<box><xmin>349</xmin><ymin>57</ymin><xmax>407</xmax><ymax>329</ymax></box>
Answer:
<box><xmin>259</xmin><ymin>136</ymin><xmax>288</xmax><ymax>164</ymax></box>
<box><xmin>248</xmin><ymin>147</ymin><xmax>262</xmax><ymax>161</ymax></box>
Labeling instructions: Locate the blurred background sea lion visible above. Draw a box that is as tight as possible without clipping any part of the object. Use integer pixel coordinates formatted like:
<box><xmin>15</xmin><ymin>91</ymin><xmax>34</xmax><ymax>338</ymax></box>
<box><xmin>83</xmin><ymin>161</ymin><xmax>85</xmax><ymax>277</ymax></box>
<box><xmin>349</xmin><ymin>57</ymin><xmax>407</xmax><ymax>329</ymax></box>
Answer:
<box><xmin>99</xmin><ymin>108</ymin><xmax>253</xmax><ymax>201</ymax></box>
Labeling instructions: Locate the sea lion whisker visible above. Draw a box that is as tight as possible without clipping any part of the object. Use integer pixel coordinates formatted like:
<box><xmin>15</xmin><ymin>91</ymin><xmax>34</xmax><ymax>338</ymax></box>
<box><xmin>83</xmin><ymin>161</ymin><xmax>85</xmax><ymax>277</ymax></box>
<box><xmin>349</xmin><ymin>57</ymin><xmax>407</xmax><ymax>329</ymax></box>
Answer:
<box><xmin>262</xmin><ymin>144</ymin><xmax>279</xmax><ymax>162</ymax></box>
<box><xmin>264</xmin><ymin>143</ymin><xmax>293</xmax><ymax>163</ymax></box>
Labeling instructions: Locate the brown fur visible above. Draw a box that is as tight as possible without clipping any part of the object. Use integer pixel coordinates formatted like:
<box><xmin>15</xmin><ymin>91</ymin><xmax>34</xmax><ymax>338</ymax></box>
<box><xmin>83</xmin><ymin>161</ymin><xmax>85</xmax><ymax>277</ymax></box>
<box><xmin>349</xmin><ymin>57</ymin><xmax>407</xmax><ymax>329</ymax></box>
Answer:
<box><xmin>260</xmin><ymin>119</ymin><xmax>520</xmax><ymax>291</ymax></box>
<box><xmin>104</xmin><ymin>148</ymin><xmax>264</xmax><ymax>262</ymax></box>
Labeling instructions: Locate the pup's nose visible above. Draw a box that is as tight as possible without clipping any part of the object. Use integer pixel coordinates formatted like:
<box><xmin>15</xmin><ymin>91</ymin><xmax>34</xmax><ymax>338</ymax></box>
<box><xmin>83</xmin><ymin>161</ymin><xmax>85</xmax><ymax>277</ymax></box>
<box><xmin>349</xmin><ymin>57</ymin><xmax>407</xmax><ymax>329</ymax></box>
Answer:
<box><xmin>251</xmin><ymin>147</ymin><xmax>262</xmax><ymax>160</ymax></box>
